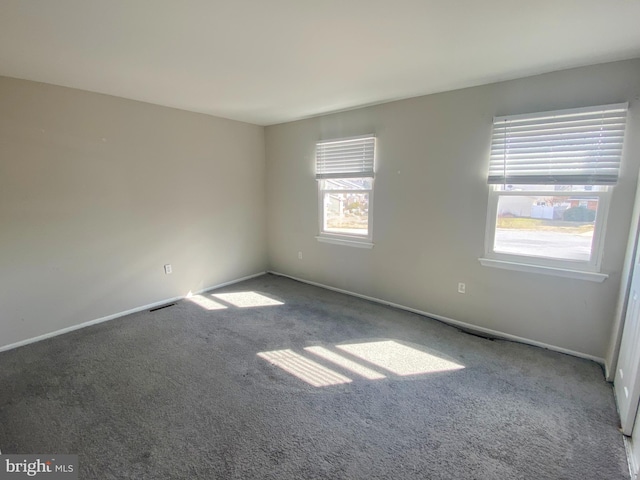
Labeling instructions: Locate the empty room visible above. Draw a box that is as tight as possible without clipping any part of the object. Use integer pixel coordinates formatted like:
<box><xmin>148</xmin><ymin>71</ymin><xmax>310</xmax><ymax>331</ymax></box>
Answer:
<box><xmin>1</xmin><ymin>1</ymin><xmax>640</xmax><ymax>479</ymax></box>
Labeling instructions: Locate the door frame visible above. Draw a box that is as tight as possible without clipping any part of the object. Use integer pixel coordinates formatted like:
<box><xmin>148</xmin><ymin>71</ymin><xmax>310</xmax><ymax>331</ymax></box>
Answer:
<box><xmin>607</xmin><ymin>171</ymin><xmax>640</xmax><ymax>381</ymax></box>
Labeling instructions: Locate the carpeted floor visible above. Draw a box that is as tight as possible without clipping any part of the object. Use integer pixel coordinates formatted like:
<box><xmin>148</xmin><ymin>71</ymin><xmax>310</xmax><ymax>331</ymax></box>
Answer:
<box><xmin>0</xmin><ymin>274</ymin><xmax>630</xmax><ymax>479</ymax></box>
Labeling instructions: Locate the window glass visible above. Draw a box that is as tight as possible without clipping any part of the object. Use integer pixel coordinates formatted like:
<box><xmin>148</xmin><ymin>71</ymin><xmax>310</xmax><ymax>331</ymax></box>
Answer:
<box><xmin>320</xmin><ymin>178</ymin><xmax>371</xmax><ymax>237</ymax></box>
<box><xmin>494</xmin><ymin>194</ymin><xmax>599</xmax><ymax>262</ymax></box>
<box><xmin>323</xmin><ymin>191</ymin><xmax>370</xmax><ymax>236</ymax></box>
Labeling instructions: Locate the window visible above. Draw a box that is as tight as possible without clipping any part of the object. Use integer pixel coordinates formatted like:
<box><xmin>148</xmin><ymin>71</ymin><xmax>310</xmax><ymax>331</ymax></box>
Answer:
<box><xmin>481</xmin><ymin>103</ymin><xmax>628</xmax><ymax>281</ymax></box>
<box><xmin>315</xmin><ymin>135</ymin><xmax>375</xmax><ymax>247</ymax></box>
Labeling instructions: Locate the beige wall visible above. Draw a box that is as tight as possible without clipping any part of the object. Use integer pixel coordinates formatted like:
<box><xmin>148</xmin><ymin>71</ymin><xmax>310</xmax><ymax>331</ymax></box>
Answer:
<box><xmin>0</xmin><ymin>77</ymin><xmax>267</xmax><ymax>348</ymax></box>
<box><xmin>265</xmin><ymin>59</ymin><xmax>640</xmax><ymax>360</ymax></box>
<box><xmin>2</xmin><ymin>59</ymin><xmax>639</xmax><ymax>360</ymax></box>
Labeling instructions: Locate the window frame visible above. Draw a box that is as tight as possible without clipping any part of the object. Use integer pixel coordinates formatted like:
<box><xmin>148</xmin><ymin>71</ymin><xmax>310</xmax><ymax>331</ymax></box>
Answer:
<box><xmin>483</xmin><ymin>185</ymin><xmax>611</xmax><ymax>274</ymax></box>
<box><xmin>315</xmin><ymin>135</ymin><xmax>376</xmax><ymax>248</ymax></box>
<box><xmin>317</xmin><ymin>178</ymin><xmax>374</xmax><ymax>245</ymax></box>
<box><xmin>480</xmin><ymin>103</ymin><xmax>628</xmax><ymax>281</ymax></box>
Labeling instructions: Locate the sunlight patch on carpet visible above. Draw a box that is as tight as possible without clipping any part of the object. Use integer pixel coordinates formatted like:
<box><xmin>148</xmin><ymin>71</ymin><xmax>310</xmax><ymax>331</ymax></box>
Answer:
<box><xmin>337</xmin><ymin>340</ymin><xmax>464</xmax><ymax>376</ymax></box>
<box><xmin>212</xmin><ymin>291</ymin><xmax>284</xmax><ymax>308</ymax></box>
<box><xmin>304</xmin><ymin>346</ymin><xmax>386</xmax><ymax>380</ymax></box>
<box><xmin>186</xmin><ymin>294</ymin><xmax>227</xmax><ymax>310</ymax></box>
<box><xmin>258</xmin><ymin>349</ymin><xmax>351</xmax><ymax>387</ymax></box>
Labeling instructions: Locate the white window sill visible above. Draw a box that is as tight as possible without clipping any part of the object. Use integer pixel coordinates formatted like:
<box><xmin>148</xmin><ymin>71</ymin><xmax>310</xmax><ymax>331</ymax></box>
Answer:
<box><xmin>316</xmin><ymin>235</ymin><xmax>374</xmax><ymax>249</ymax></box>
<box><xmin>478</xmin><ymin>258</ymin><xmax>608</xmax><ymax>283</ymax></box>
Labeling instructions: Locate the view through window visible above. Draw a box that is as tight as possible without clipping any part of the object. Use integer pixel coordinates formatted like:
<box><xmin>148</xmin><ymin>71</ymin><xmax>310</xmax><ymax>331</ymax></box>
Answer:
<box><xmin>492</xmin><ymin>185</ymin><xmax>604</xmax><ymax>262</ymax></box>
<box><xmin>321</xmin><ymin>177</ymin><xmax>371</xmax><ymax>236</ymax></box>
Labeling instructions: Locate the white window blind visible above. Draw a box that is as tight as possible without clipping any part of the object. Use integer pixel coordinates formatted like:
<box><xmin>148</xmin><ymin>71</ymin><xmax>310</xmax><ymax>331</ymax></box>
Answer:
<box><xmin>316</xmin><ymin>135</ymin><xmax>375</xmax><ymax>179</ymax></box>
<box><xmin>488</xmin><ymin>103</ymin><xmax>628</xmax><ymax>185</ymax></box>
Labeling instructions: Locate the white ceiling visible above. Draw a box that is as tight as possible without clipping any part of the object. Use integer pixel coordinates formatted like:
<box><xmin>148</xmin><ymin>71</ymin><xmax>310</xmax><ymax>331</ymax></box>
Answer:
<box><xmin>1</xmin><ymin>1</ymin><xmax>639</xmax><ymax>126</ymax></box>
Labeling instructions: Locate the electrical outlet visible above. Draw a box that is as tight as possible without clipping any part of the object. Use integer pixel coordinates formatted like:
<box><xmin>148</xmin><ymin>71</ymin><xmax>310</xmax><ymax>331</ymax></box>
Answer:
<box><xmin>458</xmin><ymin>282</ymin><xmax>466</xmax><ymax>294</ymax></box>
<box><xmin>298</xmin><ymin>251</ymin><xmax>303</xmax><ymax>260</ymax></box>
<box><xmin>164</xmin><ymin>264</ymin><xmax>172</xmax><ymax>274</ymax></box>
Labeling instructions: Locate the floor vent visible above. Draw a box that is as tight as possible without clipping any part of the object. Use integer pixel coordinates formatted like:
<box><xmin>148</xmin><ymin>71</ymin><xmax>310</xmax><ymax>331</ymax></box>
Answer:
<box><xmin>150</xmin><ymin>303</ymin><xmax>176</xmax><ymax>312</ymax></box>
<box><xmin>458</xmin><ymin>327</ymin><xmax>495</xmax><ymax>341</ymax></box>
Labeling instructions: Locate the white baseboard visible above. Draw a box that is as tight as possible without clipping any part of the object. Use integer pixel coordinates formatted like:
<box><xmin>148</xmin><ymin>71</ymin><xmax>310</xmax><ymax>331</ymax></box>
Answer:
<box><xmin>2</xmin><ymin>268</ymin><xmax>605</xmax><ymax>367</ymax></box>
<box><xmin>0</xmin><ymin>272</ymin><xmax>266</xmax><ymax>354</ymax></box>
<box><xmin>624</xmin><ymin>435</ymin><xmax>638</xmax><ymax>480</ymax></box>
<box><xmin>605</xmin><ymin>363</ymin><xmax>613</xmax><ymax>382</ymax></box>
<box><xmin>268</xmin><ymin>270</ymin><xmax>606</xmax><ymax>366</ymax></box>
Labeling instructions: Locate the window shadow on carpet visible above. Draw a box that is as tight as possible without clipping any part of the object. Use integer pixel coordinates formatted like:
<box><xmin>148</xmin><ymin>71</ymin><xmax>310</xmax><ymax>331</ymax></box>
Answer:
<box><xmin>258</xmin><ymin>339</ymin><xmax>464</xmax><ymax>387</ymax></box>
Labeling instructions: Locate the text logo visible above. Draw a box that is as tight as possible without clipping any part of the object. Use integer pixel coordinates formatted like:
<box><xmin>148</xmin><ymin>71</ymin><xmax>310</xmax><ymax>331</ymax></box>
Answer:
<box><xmin>0</xmin><ymin>455</ymin><xmax>77</xmax><ymax>479</ymax></box>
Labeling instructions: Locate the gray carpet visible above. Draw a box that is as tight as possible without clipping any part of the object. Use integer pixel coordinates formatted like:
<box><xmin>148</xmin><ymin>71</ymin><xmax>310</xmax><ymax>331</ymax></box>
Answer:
<box><xmin>0</xmin><ymin>273</ymin><xmax>629</xmax><ymax>479</ymax></box>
